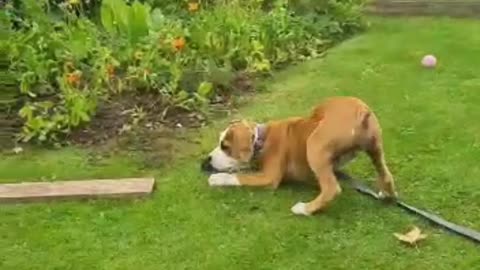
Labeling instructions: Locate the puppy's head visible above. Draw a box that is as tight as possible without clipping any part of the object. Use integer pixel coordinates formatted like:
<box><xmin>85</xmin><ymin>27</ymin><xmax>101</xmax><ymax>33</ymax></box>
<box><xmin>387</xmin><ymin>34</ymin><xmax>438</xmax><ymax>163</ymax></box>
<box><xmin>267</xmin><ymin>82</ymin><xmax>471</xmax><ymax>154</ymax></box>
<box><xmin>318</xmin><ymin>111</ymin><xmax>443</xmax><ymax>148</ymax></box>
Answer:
<box><xmin>201</xmin><ymin>120</ymin><xmax>257</xmax><ymax>172</ymax></box>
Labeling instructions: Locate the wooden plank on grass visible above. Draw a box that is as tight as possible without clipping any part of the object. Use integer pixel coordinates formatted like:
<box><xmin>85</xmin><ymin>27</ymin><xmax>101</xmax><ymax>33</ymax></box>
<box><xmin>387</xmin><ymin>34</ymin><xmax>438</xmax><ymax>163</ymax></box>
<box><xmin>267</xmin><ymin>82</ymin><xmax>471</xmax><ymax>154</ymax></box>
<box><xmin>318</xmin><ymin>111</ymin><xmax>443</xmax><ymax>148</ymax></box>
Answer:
<box><xmin>0</xmin><ymin>177</ymin><xmax>155</xmax><ymax>203</ymax></box>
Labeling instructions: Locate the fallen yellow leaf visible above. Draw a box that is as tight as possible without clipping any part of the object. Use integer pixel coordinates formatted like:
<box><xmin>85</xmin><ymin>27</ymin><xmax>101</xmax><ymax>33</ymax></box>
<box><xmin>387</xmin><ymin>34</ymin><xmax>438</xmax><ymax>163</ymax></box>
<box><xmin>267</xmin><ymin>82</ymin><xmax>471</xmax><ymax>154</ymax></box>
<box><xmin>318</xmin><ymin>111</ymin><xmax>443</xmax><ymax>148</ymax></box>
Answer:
<box><xmin>393</xmin><ymin>226</ymin><xmax>428</xmax><ymax>246</ymax></box>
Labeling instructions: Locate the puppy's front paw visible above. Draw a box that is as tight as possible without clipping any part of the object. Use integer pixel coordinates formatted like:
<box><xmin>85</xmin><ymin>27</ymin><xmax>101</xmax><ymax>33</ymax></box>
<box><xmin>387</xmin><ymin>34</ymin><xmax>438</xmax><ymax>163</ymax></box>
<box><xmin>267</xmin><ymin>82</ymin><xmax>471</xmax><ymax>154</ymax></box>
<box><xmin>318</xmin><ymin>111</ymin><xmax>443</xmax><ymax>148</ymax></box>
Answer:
<box><xmin>208</xmin><ymin>173</ymin><xmax>240</xmax><ymax>186</ymax></box>
<box><xmin>291</xmin><ymin>202</ymin><xmax>311</xmax><ymax>216</ymax></box>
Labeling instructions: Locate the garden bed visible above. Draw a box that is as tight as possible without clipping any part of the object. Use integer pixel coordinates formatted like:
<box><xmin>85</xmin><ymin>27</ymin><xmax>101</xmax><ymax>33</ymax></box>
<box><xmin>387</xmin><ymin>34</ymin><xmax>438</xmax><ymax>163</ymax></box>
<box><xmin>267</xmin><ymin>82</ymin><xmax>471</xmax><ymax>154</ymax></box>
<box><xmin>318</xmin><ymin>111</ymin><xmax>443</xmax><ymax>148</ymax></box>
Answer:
<box><xmin>1</xmin><ymin>0</ymin><xmax>367</xmax><ymax>152</ymax></box>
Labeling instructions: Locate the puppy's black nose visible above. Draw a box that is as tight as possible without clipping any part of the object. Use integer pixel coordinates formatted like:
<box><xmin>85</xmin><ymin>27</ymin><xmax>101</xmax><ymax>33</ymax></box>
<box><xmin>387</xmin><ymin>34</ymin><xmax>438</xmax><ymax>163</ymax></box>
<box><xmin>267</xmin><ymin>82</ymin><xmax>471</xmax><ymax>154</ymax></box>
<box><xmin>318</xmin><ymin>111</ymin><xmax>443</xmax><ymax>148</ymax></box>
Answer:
<box><xmin>201</xmin><ymin>156</ymin><xmax>214</xmax><ymax>172</ymax></box>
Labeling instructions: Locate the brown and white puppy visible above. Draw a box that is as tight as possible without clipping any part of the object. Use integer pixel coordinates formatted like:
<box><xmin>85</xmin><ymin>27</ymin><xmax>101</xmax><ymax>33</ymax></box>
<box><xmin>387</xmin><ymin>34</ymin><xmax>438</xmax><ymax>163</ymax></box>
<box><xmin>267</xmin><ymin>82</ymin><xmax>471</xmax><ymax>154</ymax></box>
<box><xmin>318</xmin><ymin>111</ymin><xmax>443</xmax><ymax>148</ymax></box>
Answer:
<box><xmin>201</xmin><ymin>96</ymin><xmax>397</xmax><ymax>216</ymax></box>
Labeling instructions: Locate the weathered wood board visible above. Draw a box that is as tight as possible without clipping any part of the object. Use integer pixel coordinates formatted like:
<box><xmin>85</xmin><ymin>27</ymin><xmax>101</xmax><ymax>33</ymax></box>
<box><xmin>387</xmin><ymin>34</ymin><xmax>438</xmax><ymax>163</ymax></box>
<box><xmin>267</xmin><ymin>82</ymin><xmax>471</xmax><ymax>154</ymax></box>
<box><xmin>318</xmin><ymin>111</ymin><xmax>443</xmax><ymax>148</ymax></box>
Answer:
<box><xmin>0</xmin><ymin>177</ymin><xmax>155</xmax><ymax>203</ymax></box>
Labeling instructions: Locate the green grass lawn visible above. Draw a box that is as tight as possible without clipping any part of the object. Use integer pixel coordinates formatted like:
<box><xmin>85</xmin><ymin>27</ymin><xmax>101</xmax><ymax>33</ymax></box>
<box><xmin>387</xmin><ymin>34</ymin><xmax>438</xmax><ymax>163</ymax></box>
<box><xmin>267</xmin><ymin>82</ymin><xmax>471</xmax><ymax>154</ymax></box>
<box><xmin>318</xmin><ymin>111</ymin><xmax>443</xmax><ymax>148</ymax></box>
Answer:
<box><xmin>2</xmin><ymin>17</ymin><xmax>480</xmax><ymax>269</ymax></box>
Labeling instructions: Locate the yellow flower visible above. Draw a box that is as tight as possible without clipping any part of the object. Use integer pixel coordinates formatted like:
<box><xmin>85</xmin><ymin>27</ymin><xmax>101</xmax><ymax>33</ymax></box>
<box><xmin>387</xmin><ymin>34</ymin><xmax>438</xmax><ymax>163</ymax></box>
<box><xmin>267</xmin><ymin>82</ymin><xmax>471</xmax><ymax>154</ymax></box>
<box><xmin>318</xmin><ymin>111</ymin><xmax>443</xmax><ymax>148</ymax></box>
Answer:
<box><xmin>134</xmin><ymin>51</ymin><xmax>144</xmax><ymax>60</ymax></box>
<box><xmin>106</xmin><ymin>64</ymin><xmax>115</xmax><ymax>78</ymax></box>
<box><xmin>64</xmin><ymin>61</ymin><xmax>75</xmax><ymax>71</ymax></box>
<box><xmin>188</xmin><ymin>2</ymin><xmax>199</xmax><ymax>12</ymax></box>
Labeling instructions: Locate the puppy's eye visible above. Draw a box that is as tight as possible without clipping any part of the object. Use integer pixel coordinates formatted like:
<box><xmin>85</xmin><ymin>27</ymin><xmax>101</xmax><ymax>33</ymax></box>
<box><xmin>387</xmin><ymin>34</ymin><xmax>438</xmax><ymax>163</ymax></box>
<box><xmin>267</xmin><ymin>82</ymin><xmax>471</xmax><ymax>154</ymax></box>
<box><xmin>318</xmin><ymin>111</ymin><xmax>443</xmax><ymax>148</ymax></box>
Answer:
<box><xmin>220</xmin><ymin>142</ymin><xmax>229</xmax><ymax>151</ymax></box>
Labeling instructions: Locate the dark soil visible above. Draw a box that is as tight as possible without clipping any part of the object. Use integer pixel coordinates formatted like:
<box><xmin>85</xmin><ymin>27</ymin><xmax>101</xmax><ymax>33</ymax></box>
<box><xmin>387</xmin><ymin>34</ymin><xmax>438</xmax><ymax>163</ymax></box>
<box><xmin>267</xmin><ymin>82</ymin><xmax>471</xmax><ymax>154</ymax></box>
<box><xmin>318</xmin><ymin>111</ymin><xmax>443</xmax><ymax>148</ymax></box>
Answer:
<box><xmin>67</xmin><ymin>71</ymin><xmax>259</xmax><ymax>168</ymax></box>
<box><xmin>68</xmin><ymin>92</ymin><xmax>202</xmax><ymax>145</ymax></box>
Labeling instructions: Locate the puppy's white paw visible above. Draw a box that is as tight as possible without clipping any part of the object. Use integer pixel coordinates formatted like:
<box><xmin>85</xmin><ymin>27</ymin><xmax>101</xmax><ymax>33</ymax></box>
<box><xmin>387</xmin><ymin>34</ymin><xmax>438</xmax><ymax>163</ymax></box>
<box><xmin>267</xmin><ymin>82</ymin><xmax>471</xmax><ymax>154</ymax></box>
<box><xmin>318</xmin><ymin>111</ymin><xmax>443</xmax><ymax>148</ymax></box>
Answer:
<box><xmin>208</xmin><ymin>173</ymin><xmax>240</xmax><ymax>186</ymax></box>
<box><xmin>291</xmin><ymin>202</ymin><xmax>311</xmax><ymax>216</ymax></box>
<box><xmin>378</xmin><ymin>191</ymin><xmax>386</xmax><ymax>199</ymax></box>
<box><xmin>377</xmin><ymin>190</ymin><xmax>398</xmax><ymax>200</ymax></box>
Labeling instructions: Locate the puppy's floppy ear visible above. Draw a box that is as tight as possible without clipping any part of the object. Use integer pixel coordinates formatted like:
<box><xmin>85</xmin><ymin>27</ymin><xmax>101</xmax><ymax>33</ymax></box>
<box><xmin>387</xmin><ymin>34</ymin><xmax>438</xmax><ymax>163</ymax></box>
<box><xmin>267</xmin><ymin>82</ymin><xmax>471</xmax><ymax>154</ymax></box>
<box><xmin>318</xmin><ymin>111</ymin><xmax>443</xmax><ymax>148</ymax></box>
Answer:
<box><xmin>223</xmin><ymin>128</ymin><xmax>234</xmax><ymax>143</ymax></box>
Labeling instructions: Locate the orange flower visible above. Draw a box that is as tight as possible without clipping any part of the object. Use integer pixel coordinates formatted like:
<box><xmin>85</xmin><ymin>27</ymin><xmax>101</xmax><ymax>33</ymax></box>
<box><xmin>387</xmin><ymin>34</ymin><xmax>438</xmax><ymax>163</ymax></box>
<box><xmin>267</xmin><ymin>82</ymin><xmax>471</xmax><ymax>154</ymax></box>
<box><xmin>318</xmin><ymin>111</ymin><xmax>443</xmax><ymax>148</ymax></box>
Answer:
<box><xmin>172</xmin><ymin>37</ymin><xmax>186</xmax><ymax>52</ymax></box>
<box><xmin>66</xmin><ymin>71</ymin><xmax>81</xmax><ymax>86</ymax></box>
<box><xmin>188</xmin><ymin>2</ymin><xmax>199</xmax><ymax>12</ymax></box>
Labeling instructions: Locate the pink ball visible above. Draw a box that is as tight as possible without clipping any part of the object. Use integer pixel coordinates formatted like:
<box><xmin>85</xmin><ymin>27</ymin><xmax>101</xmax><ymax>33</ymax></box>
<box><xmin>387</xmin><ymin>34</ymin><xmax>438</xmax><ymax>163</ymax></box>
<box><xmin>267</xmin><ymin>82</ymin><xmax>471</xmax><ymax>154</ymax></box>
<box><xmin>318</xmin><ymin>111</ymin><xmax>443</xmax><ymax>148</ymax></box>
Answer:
<box><xmin>421</xmin><ymin>54</ymin><xmax>437</xmax><ymax>68</ymax></box>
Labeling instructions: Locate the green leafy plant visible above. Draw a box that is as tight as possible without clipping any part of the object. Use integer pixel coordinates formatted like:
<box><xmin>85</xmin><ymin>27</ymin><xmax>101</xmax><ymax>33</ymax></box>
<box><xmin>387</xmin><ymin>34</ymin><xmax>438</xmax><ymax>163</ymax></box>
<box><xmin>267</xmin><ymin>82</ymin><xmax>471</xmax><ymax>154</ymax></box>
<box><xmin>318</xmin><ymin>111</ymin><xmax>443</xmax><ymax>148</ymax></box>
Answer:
<box><xmin>101</xmin><ymin>0</ymin><xmax>152</xmax><ymax>45</ymax></box>
<box><xmin>5</xmin><ymin>0</ymin><xmax>367</xmax><ymax>144</ymax></box>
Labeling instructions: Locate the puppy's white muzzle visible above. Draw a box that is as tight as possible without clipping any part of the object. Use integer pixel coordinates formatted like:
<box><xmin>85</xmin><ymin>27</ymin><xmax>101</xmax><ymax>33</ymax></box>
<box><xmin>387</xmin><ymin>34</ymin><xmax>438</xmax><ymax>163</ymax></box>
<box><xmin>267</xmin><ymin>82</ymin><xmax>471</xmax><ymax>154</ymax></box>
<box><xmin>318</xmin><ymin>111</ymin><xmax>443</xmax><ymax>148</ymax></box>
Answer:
<box><xmin>209</xmin><ymin>146</ymin><xmax>239</xmax><ymax>172</ymax></box>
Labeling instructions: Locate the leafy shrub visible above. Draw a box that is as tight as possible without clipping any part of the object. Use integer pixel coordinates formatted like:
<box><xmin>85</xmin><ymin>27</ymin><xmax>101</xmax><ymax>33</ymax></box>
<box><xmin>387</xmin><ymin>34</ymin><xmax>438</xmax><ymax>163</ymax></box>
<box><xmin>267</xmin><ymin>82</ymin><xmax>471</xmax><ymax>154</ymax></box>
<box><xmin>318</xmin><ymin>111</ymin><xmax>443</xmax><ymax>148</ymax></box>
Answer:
<box><xmin>5</xmin><ymin>0</ymin><xmax>110</xmax><ymax>141</ymax></box>
<box><xmin>4</xmin><ymin>0</ymin><xmax>367</xmax><ymax>144</ymax></box>
<box><xmin>101</xmin><ymin>0</ymin><xmax>152</xmax><ymax>45</ymax></box>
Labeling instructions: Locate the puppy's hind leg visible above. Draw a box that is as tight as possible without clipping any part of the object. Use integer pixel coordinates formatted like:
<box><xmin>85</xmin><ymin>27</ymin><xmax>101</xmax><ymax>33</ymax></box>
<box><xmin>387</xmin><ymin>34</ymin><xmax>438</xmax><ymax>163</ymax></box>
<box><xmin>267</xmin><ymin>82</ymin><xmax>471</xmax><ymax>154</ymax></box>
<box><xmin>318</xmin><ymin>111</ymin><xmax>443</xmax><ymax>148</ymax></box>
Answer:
<box><xmin>366</xmin><ymin>136</ymin><xmax>396</xmax><ymax>199</ymax></box>
<box><xmin>364</xmin><ymin>114</ymin><xmax>396</xmax><ymax>198</ymax></box>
